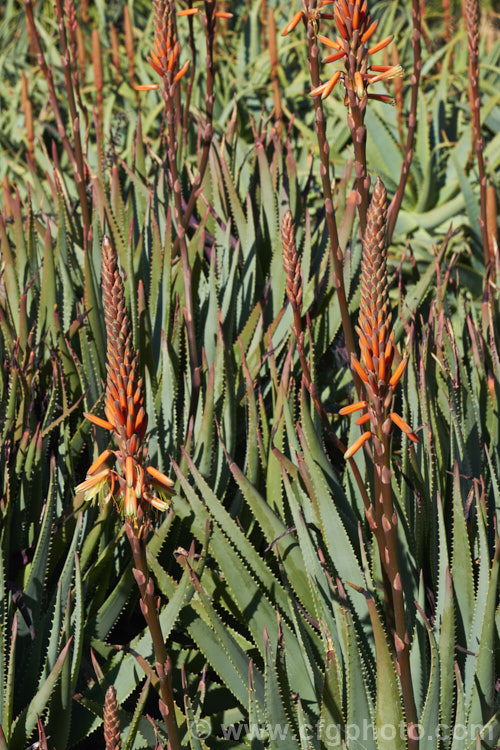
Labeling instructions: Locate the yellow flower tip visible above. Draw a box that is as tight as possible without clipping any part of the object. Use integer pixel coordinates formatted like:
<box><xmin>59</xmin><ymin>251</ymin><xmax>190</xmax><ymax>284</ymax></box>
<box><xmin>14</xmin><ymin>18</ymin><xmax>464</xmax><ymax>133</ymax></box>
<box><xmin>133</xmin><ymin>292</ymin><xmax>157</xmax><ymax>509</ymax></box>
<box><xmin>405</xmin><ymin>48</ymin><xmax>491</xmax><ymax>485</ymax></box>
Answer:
<box><xmin>282</xmin><ymin>10</ymin><xmax>303</xmax><ymax>36</ymax></box>
<box><xmin>126</xmin><ymin>455</ymin><xmax>135</xmax><ymax>487</ymax></box>
<box><xmin>124</xmin><ymin>485</ymin><xmax>137</xmax><ymax>517</ymax></box>
<box><xmin>368</xmin><ymin>65</ymin><xmax>403</xmax><ymax>85</ymax></box>
<box><xmin>177</xmin><ymin>8</ymin><xmax>199</xmax><ymax>16</ymax></box>
<box><xmin>146</xmin><ymin>465</ymin><xmax>175</xmax><ymax>489</ymax></box>
<box><xmin>344</xmin><ymin>431</ymin><xmax>371</xmax><ymax>460</ymax></box>
<box><xmin>146</xmin><ymin>494</ymin><xmax>171</xmax><ymax>512</ymax></box>
<box><xmin>339</xmin><ymin>400</ymin><xmax>367</xmax><ymax>416</ymax></box>
<box><xmin>354</xmin><ymin>71</ymin><xmax>365</xmax><ymax>98</ymax></box>
<box><xmin>84</xmin><ymin>412</ymin><xmax>113</xmax><ymax>431</ymax></box>
<box><xmin>215</xmin><ymin>11</ymin><xmax>233</xmax><ymax>19</ymax></box>
<box><xmin>136</xmin><ymin>83</ymin><xmax>160</xmax><ymax>91</ymax></box>
<box><xmin>75</xmin><ymin>468</ymin><xmax>110</xmax><ymax>498</ymax></box>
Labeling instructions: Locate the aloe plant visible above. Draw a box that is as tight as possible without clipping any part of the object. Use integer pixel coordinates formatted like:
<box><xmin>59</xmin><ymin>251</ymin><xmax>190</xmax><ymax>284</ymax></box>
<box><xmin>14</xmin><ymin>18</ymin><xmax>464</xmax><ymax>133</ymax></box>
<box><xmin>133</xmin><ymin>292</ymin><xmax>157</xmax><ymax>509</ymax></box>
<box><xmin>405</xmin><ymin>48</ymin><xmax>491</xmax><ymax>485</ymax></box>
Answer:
<box><xmin>0</xmin><ymin>0</ymin><xmax>499</xmax><ymax>748</ymax></box>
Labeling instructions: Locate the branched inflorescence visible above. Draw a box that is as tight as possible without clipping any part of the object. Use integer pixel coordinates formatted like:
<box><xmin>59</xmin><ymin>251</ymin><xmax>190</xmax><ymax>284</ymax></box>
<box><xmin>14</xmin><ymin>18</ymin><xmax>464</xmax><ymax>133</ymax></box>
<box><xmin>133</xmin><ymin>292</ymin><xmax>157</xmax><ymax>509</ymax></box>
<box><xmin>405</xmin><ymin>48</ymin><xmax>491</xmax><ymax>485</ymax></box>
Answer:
<box><xmin>340</xmin><ymin>178</ymin><xmax>417</xmax><ymax>458</ymax></box>
<box><xmin>76</xmin><ymin>236</ymin><xmax>174</xmax><ymax>520</ymax></box>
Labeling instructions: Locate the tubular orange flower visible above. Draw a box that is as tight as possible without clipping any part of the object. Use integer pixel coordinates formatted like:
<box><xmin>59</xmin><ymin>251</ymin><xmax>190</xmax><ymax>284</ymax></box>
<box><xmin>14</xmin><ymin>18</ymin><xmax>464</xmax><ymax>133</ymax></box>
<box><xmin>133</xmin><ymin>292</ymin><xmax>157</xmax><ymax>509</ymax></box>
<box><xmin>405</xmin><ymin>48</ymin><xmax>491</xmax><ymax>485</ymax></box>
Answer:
<box><xmin>282</xmin><ymin>10</ymin><xmax>303</xmax><ymax>36</ymax></box>
<box><xmin>344</xmin><ymin>431</ymin><xmax>372</xmax><ymax>459</ymax></box>
<box><xmin>339</xmin><ymin>400</ymin><xmax>367</xmax><ymax>416</ymax></box>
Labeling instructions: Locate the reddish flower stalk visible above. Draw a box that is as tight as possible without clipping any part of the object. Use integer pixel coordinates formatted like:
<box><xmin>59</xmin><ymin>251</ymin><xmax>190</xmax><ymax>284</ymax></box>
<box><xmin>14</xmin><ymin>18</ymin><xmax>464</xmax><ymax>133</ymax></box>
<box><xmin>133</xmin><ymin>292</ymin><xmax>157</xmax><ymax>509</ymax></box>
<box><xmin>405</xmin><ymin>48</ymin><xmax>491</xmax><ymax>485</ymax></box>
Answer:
<box><xmin>137</xmin><ymin>1</ymin><xmax>231</xmax><ymax>429</ymax></box>
<box><xmin>464</xmin><ymin>0</ymin><xmax>490</xmax><ymax>266</ymax></box>
<box><xmin>285</xmin><ymin>0</ymin><xmax>401</xmax><ymax>234</ymax></box>
<box><xmin>76</xmin><ymin>236</ymin><xmax>174</xmax><ymax>520</ymax></box>
<box><xmin>104</xmin><ymin>686</ymin><xmax>121</xmax><ymax>750</ymax></box>
<box><xmin>340</xmin><ymin>178</ymin><xmax>418</xmax><ymax>748</ymax></box>
<box><xmin>282</xmin><ymin>1</ymin><xmax>359</xmax><ymax>386</ymax></box>
<box><xmin>387</xmin><ymin>0</ymin><xmax>422</xmax><ymax>243</ymax></box>
<box><xmin>25</xmin><ymin>0</ymin><xmax>90</xmax><ymax>247</ymax></box>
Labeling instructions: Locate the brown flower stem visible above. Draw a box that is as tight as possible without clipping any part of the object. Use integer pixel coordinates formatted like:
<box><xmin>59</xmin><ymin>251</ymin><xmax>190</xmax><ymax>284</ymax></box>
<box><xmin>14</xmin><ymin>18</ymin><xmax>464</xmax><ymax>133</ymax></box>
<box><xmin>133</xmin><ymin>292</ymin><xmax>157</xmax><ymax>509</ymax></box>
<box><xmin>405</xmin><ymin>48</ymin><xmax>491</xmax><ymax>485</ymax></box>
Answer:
<box><xmin>26</xmin><ymin>0</ymin><xmax>90</xmax><ymax>245</ymax></box>
<box><xmin>378</xmin><ymin>434</ymin><xmax>418</xmax><ymax>748</ymax></box>
<box><xmin>387</xmin><ymin>0</ymin><xmax>421</xmax><ymax>244</ymax></box>
<box><xmin>348</xmin><ymin>105</ymin><xmax>370</xmax><ymax>235</ymax></box>
<box><xmin>268</xmin><ymin>8</ymin><xmax>283</xmax><ymax>134</ymax></box>
<box><xmin>164</xmin><ymin>83</ymin><xmax>201</xmax><ymax>424</ymax></box>
<box><xmin>182</xmin><ymin>3</ymin><xmax>197</xmax><ymax>154</ymax></box>
<box><xmin>465</xmin><ymin>0</ymin><xmax>490</xmax><ymax>266</ymax></box>
<box><xmin>125</xmin><ymin>522</ymin><xmax>181</xmax><ymax>750</ymax></box>
<box><xmin>173</xmin><ymin>1</ymin><xmax>215</xmax><ymax>268</ymax></box>
<box><xmin>92</xmin><ymin>28</ymin><xmax>104</xmax><ymax>131</ymax></box>
<box><xmin>123</xmin><ymin>7</ymin><xmax>137</xmax><ymax>93</ymax></box>
<box><xmin>306</xmin><ymin>3</ymin><xmax>358</xmax><ymax>385</ymax></box>
<box><xmin>20</xmin><ymin>73</ymin><xmax>34</xmax><ymax>162</ymax></box>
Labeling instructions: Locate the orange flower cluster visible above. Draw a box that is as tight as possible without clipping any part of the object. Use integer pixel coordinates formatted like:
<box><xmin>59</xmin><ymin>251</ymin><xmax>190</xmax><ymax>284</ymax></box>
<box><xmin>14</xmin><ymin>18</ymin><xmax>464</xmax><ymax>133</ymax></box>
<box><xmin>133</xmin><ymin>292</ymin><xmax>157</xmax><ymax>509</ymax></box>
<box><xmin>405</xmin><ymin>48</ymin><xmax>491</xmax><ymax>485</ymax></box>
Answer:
<box><xmin>315</xmin><ymin>0</ymin><xmax>402</xmax><ymax>101</ymax></box>
<box><xmin>283</xmin><ymin>0</ymin><xmax>402</xmax><ymax>103</ymax></box>
<box><xmin>137</xmin><ymin>0</ymin><xmax>232</xmax><ymax>92</ymax></box>
<box><xmin>76</xmin><ymin>237</ymin><xmax>174</xmax><ymax>518</ymax></box>
<box><xmin>136</xmin><ymin>0</ymin><xmax>190</xmax><ymax>91</ymax></box>
<box><xmin>340</xmin><ymin>178</ymin><xmax>418</xmax><ymax>458</ymax></box>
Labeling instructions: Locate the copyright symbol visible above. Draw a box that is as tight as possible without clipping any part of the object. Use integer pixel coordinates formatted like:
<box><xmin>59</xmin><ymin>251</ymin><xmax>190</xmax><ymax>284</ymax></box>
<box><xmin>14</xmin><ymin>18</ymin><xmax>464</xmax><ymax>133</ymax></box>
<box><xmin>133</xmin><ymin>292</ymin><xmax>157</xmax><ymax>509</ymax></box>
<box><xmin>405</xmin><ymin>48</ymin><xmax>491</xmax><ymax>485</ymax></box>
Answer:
<box><xmin>191</xmin><ymin>718</ymin><xmax>210</xmax><ymax>740</ymax></box>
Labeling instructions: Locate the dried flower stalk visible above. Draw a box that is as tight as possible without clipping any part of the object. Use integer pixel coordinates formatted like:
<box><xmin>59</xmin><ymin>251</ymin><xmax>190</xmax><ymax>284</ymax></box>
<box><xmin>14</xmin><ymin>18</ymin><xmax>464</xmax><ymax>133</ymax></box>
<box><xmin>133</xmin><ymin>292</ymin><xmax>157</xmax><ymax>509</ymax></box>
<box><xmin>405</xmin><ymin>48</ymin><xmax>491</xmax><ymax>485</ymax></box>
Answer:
<box><xmin>136</xmin><ymin>0</ymin><xmax>232</xmax><ymax>427</ymax></box>
<box><xmin>25</xmin><ymin>0</ymin><xmax>90</xmax><ymax>245</ymax></box>
<box><xmin>464</xmin><ymin>0</ymin><xmax>490</xmax><ymax>266</ymax></box>
<box><xmin>387</xmin><ymin>0</ymin><xmax>422</xmax><ymax>242</ymax></box>
<box><xmin>20</xmin><ymin>73</ymin><xmax>34</xmax><ymax>162</ymax></box>
<box><xmin>282</xmin><ymin>0</ymin><xmax>358</xmax><ymax>381</ymax></box>
<box><xmin>92</xmin><ymin>28</ymin><xmax>103</xmax><ymax>130</ymax></box>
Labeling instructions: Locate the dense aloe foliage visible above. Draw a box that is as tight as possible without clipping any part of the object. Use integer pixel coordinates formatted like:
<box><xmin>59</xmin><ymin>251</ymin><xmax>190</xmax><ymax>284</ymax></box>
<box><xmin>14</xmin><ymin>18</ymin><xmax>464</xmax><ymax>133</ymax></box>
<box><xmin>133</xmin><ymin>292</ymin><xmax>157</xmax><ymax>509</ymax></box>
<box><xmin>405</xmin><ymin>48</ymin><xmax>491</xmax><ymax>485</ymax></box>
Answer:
<box><xmin>0</xmin><ymin>0</ymin><xmax>499</xmax><ymax>748</ymax></box>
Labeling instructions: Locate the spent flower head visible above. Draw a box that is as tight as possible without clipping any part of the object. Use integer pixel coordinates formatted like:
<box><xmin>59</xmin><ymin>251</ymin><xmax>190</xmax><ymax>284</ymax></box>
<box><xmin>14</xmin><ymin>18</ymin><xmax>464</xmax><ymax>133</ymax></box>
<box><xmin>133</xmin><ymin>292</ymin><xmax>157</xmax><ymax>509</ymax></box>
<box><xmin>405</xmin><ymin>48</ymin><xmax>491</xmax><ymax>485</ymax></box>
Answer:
<box><xmin>76</xmin><ymin>236</ymin><xmax>174</xmax><ymax>520</ymax></box>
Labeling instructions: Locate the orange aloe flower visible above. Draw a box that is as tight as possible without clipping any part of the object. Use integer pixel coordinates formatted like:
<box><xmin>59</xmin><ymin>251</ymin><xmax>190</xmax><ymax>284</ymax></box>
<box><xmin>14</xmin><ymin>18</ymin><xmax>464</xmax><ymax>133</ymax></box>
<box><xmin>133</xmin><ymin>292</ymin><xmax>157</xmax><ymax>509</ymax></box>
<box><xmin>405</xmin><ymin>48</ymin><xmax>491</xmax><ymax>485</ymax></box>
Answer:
<box><xmin>76</xmin><ymin>236</ymin><xmax>174</xmax><ymax>519</ymax></box>
<box><xmin>137</xmin><ymin>0</ymin><xmax>232</xmax><ymax>92</ymax></box>
<box><xmin>283</xmin><ymin>0</ymin><xmax>401</xmax><ymax>102</ymax></box>
<box><xmin>136</xmin><ymin>0</ymin><xmax>190</xmax><ymax>91</ymax></box>
<box><xmin>316</xmin><ymin>0</ymin><xmax>402</xmax><ymax>101</ymax></box>
<box><xmin>339</xmin><ymin>178</ymin><xmax>418</xmax><ymax>457</ymax></box>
